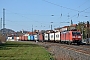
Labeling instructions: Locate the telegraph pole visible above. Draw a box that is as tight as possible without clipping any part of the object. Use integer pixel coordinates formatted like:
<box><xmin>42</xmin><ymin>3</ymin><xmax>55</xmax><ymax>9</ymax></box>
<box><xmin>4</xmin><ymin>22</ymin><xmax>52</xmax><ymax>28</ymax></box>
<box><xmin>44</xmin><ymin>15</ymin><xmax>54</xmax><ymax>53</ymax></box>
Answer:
<box><xmin>32</xmin><ymin>25</ymin><xmax>33</xmax><ymax>35</ymax></box>
<box><xmin>0</xmin><ymin>18</ymin><xmax>2</xmax><ymax>30</ymax></box>
<box><xmin>51</xmin><ymin>15</ymin><xmax>54</xmax><ymax>30</ymax></box>
<box><xmin>86</xmin><ymin>21</ymin><xmax>89</xmax><ymax>44</ymax></box>
<box><xmin>2</xmin><ymin>8</ymin><xmax>6</xmax><ymax>42</ymax></box>
<box><xmin>3</xmin><ymin>8</ymin><xmax>5</xmax><ymax>29</ymax></box>
<box><xmin>3</xmin><ymin>8</ymin><xmax>5</xmax><ymax>35</ymax></box>
<box><xmin>71</xmin><ymin>20</ymin><xmax>73</xmax><ymax>25</ymax></box>
<box><xmin>51</xmin><ymin>22</ymin><xmax>53</xmax><ymax>30</ymax></box>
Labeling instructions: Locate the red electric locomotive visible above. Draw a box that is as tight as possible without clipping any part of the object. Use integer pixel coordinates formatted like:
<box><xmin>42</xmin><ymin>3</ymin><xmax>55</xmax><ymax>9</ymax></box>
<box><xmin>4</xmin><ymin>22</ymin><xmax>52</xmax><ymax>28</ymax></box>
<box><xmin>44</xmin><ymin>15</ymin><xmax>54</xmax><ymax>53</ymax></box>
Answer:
<box><xmin>61</xmin><ymin>30</ymin><xmax>82</xmax><ymax>44</ymax></box>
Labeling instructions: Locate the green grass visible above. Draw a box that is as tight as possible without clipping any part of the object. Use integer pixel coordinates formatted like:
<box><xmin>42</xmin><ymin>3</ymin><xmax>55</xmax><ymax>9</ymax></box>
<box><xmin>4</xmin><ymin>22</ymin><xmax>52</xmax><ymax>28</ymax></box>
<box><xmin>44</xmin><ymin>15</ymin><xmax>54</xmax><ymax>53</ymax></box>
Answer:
<box><xmin>0</xmin><ymin>41</ymin><xmax>53</xmax><ymax>60</ymax></box>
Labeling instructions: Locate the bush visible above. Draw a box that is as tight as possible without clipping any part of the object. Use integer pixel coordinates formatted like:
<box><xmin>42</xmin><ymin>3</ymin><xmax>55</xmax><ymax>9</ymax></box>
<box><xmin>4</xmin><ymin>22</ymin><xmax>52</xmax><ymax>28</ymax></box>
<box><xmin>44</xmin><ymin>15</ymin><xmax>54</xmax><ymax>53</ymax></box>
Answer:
<box><xmin>0</xmin><ymin>33</ymin><xmax>6</xmax><ymax>43</ymax></box>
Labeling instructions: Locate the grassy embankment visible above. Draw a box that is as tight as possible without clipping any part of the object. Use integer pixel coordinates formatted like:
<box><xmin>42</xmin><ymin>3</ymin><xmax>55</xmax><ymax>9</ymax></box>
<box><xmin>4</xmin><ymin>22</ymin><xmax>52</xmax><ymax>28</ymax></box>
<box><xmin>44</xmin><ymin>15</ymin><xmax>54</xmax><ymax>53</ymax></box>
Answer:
<box><xmin>0</xmin><ymin>41</ymin><xmax>53</xmax><ymax>60</ymax></box>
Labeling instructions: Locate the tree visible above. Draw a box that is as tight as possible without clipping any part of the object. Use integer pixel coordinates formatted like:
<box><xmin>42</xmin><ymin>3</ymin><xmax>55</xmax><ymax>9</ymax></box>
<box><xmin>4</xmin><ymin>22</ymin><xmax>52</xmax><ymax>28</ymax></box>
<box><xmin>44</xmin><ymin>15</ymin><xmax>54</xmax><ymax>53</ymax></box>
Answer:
<box><xmin>76</xmin><ymin>22</ymin><xmax>86</xmax><ymax>39</ymax></box>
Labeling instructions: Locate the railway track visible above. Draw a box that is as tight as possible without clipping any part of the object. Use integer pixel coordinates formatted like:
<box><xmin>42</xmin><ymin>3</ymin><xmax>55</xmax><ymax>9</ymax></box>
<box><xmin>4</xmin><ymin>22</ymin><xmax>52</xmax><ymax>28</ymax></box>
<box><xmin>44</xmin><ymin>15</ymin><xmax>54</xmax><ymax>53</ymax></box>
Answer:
<box><xmin>44</xmin><ymin>42</ymin><xmax>89</xmax><ymax>55</ymax></box>
<box><xmin>20</xmin><ymin>41</ymin><xmax>90</xmax><ymax>56</ymax></box>
<box><xmin>47</xmin><ymin>42</ymin><xmax>90</xmax><ymax>55</ymax></box>
<box><xmin>59</xmin><ymin>44</ymin><xmax>90</xmax><ymax>56</ymax></box>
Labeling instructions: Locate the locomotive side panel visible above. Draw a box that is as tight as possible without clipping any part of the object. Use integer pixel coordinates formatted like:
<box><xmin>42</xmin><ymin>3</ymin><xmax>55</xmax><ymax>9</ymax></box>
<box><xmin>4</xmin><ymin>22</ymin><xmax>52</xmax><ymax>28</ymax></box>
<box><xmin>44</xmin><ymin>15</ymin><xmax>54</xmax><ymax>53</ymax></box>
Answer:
<box><xmin>61</xmin><ymin>32</ymin><xmax>67</xmax><ymax>41</ymax></box>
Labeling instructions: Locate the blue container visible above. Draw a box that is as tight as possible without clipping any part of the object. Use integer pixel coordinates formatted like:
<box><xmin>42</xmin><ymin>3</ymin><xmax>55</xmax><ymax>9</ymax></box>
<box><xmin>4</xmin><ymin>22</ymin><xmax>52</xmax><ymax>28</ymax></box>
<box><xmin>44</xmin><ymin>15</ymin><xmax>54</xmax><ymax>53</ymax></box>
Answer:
<box><xmin>28</xmin><ymin>36</ymin><xmax>31</xmax><ymax>40</ymax></box>
<box><xmin>30</xmin><ymin>35</ymin><xmax>34</xmax><ymax>40</ymax></box>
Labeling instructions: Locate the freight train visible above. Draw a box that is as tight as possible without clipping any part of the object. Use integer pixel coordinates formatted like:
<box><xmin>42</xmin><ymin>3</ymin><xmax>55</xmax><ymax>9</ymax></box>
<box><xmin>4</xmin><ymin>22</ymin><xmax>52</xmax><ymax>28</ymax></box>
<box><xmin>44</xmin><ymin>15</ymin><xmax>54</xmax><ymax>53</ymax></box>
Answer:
<box><xmin>10</xmin><ymin>30</ymin><xmax>82</xmax><ymax>45</ymax></box>
<box><xmin>44</xmin><ymin>30</ymin><xmax>82</xmax><ymax>44</ymax></box>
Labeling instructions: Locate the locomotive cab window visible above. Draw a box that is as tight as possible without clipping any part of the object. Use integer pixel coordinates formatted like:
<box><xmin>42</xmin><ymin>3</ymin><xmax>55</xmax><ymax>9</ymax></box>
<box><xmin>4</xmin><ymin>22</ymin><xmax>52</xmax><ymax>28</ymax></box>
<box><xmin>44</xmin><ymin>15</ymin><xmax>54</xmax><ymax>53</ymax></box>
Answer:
<box><xmin>72</xmin><ymin>32</ymin><xmax>81</xmax><ymax>36</ymax></box>
<box><xmin>77</xmin><ymin>32</ymin><xmax>81</xmax><ymax>35</ymax></box>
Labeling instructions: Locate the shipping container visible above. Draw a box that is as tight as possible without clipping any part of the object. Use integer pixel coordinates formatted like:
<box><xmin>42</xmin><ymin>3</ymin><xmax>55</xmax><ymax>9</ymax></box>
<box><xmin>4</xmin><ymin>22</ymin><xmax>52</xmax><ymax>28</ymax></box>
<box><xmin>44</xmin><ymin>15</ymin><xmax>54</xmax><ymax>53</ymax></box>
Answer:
<box><xmin>14</xmin><ymin>37</ymin><xmax>19</xmax><ymax>41</ymax></box>
<box><xmin>21</xmin><ymin>36</ymin><xmax>25</xmax><ymax>41</ymax></box>
<box><xmin>19</xmin><ymin>36</ymin><xmax>22</xmax><ymax>40</ymax></box>
<box><xmin>44</xmin><ymin>33</ymin><xmax>49</xmax><ymax>41</ymax></box>
<box><xmin>17</xmin><ymin>37</ymin><xmax>19</xmax><ymax>40</ymax></box>
<box><xmin>55</xmin><ymin>32</ymin><xmax>61</xmax><ymax>42</ymax></box>
<box><xmin>24</xmin><ymin>36</ymin><xmax>28</xmax><ymax>41</ymax></box>
<box><xmin>16</xmin><ymin>37</ymin><xmax>19</xmax><ymax>41</ymax></box>
<box><xmin>30</xmin><ymin>35</ymin><xmax>34</xmax><ymax>40</ymax></box>
<box><xmin>34</xmin><ymin>34</ymin><xmax>39</xmax><ymax>41</ymax></box>
<box><xmin>14</xmin><ymin>37</ymin><xmax>16</xmax><ymax>40</ymax></box>
<box><xmin>39</xmin><ymin>34</ymin><xmax>44</xmax><ymax>42</ymax></box>
<box><xmin>28</xmin><ymin>36</ymin><xmax>31</xmax><ymax>40</ymax></box>
<box><xmin>49</xmin><ymin>33</ymin><xmax>55</xmax><ymax>42</ymax></box>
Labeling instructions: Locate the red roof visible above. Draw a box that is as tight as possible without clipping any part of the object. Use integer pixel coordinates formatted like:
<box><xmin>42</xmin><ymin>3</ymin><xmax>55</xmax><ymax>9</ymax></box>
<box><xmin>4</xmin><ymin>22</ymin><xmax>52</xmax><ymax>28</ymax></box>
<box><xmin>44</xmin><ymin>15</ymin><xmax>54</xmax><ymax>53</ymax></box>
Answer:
<box><xmin>71</xmin><ymin>24</ymin><xmax>77</xmax><ymax>27</ymax></box>
<box><xmin>27</xmin><ymin>32</ymin><xmax>37</xmax><ymax>35</ymax></box>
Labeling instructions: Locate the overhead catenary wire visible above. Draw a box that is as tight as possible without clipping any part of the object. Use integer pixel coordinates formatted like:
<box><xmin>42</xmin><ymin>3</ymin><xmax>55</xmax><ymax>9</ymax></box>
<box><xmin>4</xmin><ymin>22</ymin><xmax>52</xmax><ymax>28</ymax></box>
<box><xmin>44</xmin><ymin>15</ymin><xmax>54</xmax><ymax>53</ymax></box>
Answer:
<box><xmin>62</xmin><ymin>6</ymin><xmax>90</xmax><ymax>24</ymax></box>
<box><xmin>6</xmin><ymin>6</ymin><xmax>90</xmax><ymax>27</ymax></box>
<box><xmin>4</xmin><ymin>0</ymin><xmax>90</xmax><ymax>31</ymax></box>
<box><xmin>70</xmin><ymin>7</ymin><xmax>90</xmax><ymax>19</ymax></box>
<box><xmin>42</xmin><ymin>0</ymin><xmax>90</xmax><ymax>24</ymax></box>
<box><xmin>67</xmin><ymin>0</ymin><xmax>90</xmax><ymax>17</ymax></box>
<box><xmin>42</xmin><ymin>0</ymin><xmax>78</xmax><ymax>11</ymax></box>
<box><xmin>42</xmin><ymin>0</ymin><xmax>90</xmax><ymax>13</ymax></box>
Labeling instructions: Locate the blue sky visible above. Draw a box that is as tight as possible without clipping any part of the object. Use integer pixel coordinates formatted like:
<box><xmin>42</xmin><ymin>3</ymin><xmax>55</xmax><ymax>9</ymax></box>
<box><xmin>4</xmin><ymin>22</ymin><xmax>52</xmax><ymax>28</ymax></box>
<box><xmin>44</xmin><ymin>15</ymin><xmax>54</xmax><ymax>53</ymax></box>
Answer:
<box><xmin>0</xmin><ymin>0</ymin><xmax>90</xmax><ymax>31</ymax></box>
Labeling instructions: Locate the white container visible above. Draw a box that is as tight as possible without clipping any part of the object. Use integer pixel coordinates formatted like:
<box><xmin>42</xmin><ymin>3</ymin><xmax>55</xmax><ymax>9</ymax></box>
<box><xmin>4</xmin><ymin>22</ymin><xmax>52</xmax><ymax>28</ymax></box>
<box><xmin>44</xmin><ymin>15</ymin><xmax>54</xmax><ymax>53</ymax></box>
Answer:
<box><xmin>55</xmin><ymin>32</ymin><xmax>60</xmax><ymax>41</ymax></box>
<box><xmin>49</xmin><ymin>33</ymin><xmax>55</xmax><ymax>41</ymax></box>
<box><xmin>44</xmin><ymin>33</ymin><xmax>49</xmax><ymax>41</ymax></box>
<box><xmin>34</xmin><ymin>35</ymin><xmax>38</xmax><ymax>40</ymax></box>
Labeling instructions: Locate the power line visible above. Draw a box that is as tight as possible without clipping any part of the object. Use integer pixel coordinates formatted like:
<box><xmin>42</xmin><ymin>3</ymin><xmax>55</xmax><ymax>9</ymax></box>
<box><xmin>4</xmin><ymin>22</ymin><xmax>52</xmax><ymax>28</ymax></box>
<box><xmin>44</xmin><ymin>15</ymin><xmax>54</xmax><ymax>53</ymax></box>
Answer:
<box><xmin>62</xmin><ymin>6</ymin><xmax>90</xmax><ymax>24</ymax></box>
<box><xmin>77</xmin><ymin>0</ymin><xmax>89</xmax><ymax>8</ymax></box>
<box><xmin>42</xmin><ymin>0</ymin><xmax>77</xmax><ymax>11</ymax></box>
<box><xmin>42</xmin><ymin>0</ymin><xmax>90</xmax><ymax>13</ymax></box>
<box><xmin>6</xmin><ymin>9</ymin><xmax>35</xmax><ymax>21</ymax></box>
<box><xmin>6</xmin><ymin>19</ymin><xmax>71</xmax><ymax>24</ymax></box>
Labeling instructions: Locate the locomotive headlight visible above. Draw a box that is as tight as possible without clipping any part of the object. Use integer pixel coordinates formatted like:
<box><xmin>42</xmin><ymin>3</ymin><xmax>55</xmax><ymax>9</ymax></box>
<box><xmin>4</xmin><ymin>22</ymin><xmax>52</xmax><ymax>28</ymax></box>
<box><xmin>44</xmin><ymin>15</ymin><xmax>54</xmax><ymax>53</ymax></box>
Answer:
<box><xmin>78</xmin><ymin>36</ymin><xmax>81</xmax><ymax>38</ymax></box>
<box><xmin>72</xmin><ymin>36</ymin><xmax>75</xmax><ymax>38</ymax></box>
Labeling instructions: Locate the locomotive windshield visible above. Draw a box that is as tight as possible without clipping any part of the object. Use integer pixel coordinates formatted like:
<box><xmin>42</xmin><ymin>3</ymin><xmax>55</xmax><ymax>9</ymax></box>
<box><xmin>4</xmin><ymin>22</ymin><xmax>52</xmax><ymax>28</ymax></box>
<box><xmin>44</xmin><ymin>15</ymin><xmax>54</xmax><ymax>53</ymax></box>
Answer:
<box><xmin>72</xmin><ymin>32</ymin><xmax>81</xmax><ymax>36</ymax></box>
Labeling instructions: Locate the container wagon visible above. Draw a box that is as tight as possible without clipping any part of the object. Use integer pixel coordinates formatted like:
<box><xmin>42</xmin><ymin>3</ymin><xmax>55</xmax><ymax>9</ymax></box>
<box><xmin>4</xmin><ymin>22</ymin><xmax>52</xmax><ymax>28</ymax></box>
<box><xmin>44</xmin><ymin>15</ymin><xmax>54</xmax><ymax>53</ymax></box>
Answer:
<box><xmin>49</xmin><ymin>33</ymin><xmax>55</xmax><ymax>42</ymax></box>
<box><xmin>39</xmin><ymin>33</ymin><xmax>44</xmax><ymax>42</ymax></box>
<box><xmin>55</xmin><ymin>32</ymin><xmax>61</xmax><ymax>42</ymax></box>
<box><xmin>30</xmin><ymin>35</ymin><xmax>34</xmax><ymax>41</ymax></box>
<box><xmin>34</xmin><ymin>34</ymin><xmax>39</xmax><ymax>41</ymax></box>
<box><xmin>44</xmin><ymin>33</ymin><xmax>49</xmax><ymax>42</ymax></box>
